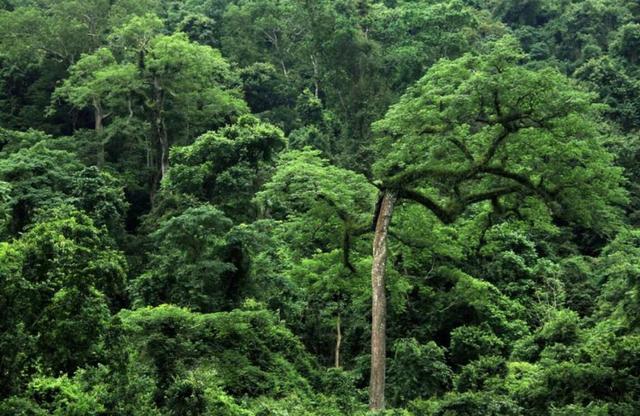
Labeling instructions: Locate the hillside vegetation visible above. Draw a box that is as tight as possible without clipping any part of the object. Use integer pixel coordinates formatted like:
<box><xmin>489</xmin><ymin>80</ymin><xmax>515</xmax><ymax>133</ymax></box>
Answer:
<box><xmin>1</xmin><ymin>1</ymin><xmax>640</xmax><ymax>414</ymax></box>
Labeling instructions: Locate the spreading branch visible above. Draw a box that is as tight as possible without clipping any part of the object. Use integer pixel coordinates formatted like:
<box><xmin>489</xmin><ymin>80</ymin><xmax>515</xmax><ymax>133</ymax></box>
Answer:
<box><xmin>462</xmin><ymin>186</ymin><xmax>521</xmax><ymax>205</ymax></box>
<box><xmin>397</xmin><ymin>188</ymin><xmax>455</xmax><ymax>224</ymax></box>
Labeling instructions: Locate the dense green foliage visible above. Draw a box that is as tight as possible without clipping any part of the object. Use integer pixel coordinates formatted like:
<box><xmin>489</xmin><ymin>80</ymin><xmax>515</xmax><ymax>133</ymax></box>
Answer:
<box><xmin>1</xmin><ymin>0</ymin><xmax>640</xmax><ymax>414</ymax></box>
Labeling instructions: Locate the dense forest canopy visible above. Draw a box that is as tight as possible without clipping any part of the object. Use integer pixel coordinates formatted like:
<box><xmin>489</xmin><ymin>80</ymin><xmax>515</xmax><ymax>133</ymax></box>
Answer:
<box><xmin>1</xmin><ymin>0</ymin><xmax>640</xmax><ymax>415</ymax></box>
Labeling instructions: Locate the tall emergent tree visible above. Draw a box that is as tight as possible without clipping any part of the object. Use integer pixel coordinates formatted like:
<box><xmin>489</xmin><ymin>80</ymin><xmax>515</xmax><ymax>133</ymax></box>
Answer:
<box><xmin>367</xmin><ymin>37</ymin><xmax>627</xmax><ymax>410</ymax></box>
<box><xmin>53</xmin><ymin>15</ymin><xmax>247</xmax><ymax>185</ymax></box>
<box><xmin>51</xmin><ymin>48</ymin><xmax>139</xmax><ymax>165</ymax></box>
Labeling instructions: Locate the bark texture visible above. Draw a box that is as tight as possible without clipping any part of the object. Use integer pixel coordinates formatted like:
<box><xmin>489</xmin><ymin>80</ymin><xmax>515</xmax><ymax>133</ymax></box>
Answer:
<box><xmin>369</xmin><ymin>190</ymin><xmax>396</xmax><ymax>411</ymax></box>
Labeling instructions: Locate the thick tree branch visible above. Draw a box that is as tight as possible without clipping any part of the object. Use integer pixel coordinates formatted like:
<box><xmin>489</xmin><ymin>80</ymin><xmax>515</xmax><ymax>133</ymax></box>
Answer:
<box><xmin>493</xmin><ymin>89</ymin><xmax>502</xmax><ymax>118</ymax></box>
<box><xmin>395</xmin><ymin>185</ymin><xmax>522</xmax><ymax>227</ymax></box>
<box><xmin>386</xmin><ymin>166</ymin><xmax>470</xmax><ymax>187</ymax></box>
<box><xmin>317</xmin><ymin>193</ymin><xmax>370</xmax><ymax>273</ymax></box>
<box><xmin>448</xmin><ymin>137</ymin><xmax>475</xmax><ymax>162</ymax></box>
<box><xmin>342</xmin><ymin>228</ymin><xmax>356</xmax><ymax>273</ymax></box>
<box><xmin>388</xmin><ymin>230</ymin><xmax>432</xmax><ymax>249</ymax></box>
<box><xmin>478</xmin><ymin>166</ymin><xmax>548</xmax><ymax>196</ymax></box>
<box><xmin>397</xmin><ymin>188</ymin><xmax>455</xmax><ymax>224</ymax></box>
<box><xmin>479</xmin><ymin>127</ymin><xmax>511</xmax><ymax>165</ymax></box>
<box><xmin>462</xmin><ymin>186</ymin><xmax>521</xmax><ymax>205</ymax></box>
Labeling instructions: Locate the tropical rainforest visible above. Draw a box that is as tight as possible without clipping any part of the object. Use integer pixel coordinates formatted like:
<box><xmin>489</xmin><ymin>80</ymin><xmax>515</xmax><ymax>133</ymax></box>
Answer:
<box><xmin>1</xmin><ymin>0</ymin><xmax>640</xmax><ymax>414</ymax></box>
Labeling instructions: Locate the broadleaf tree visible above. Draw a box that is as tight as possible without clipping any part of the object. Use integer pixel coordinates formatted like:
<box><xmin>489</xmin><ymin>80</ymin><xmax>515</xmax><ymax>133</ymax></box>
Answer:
<box><xmin>366</xmin><ymin>36</ymin><xmax>627</xmax><ymax>410</ymax></box>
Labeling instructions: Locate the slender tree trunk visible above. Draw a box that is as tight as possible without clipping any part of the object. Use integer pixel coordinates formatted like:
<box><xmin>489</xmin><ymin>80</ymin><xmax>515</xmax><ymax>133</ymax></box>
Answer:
<box><xmin>334</xmin><ymin>314</ymin><xmax>342</xmax><ymax>368</ymax></box>
<box><xmin>311</xmin><ymin>54</ymin><xmax>320</xmax><ymax>98</ymax></box>
<box><xmin>280</xmin><ymin>58</ymin><xmax>289</xmax><ymax>79</ymax></box>
<box><xmin>267</xmin><ymin>30</ymin><xmax>289</xmax><ymax>80</ymax></box>
<box><xmin>152</xmin><ymin>76</ymin><xmax>169</xmax><ymax>180</ymax></box>
<box><xmin>158</xmin><ymin>118</ymin><xmax>169</xmax><ymax>179</ymax></box>
<box><xmin>93</xmin><ymin>99</ymin><xmax>105</xmax><ymax>167</ymax></box>
<box><xmin>369</xmin><ymin>190</ymin><xmax>396</xmax><ymax>411</ymax></box>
